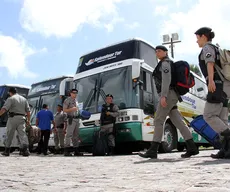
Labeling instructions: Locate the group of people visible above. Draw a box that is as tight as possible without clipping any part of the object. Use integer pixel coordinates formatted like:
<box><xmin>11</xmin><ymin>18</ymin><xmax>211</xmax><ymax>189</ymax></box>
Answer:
<box><xmin>139</xmin><ymin>27</ymin><xmax>230</xmax><ymax>159</ymax></box>
<box><xmin>0</xmin><ymin>26</ymin><xmax>230</xmax><ymax>159</ymax></box>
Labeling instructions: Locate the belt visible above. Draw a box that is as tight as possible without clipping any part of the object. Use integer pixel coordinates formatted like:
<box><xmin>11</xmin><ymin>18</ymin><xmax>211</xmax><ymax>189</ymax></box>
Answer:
<box><xmin>67</xmin><ymin>115</ymin><xmax>79</xmax><ymax>119</ymax></box>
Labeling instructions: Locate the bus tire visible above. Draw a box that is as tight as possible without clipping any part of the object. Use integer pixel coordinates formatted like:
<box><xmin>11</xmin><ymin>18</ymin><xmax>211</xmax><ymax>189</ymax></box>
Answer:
<box><xmin>158</xmin><ymin>123</ymin><xmax>177</xmax><ymax>153</ymax></box>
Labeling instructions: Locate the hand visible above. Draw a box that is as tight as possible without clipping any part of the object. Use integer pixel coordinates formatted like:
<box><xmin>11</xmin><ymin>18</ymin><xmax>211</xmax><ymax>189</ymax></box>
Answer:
<box><xmin>106</xmin><ymin>112</ymin><xmax>110</xmax><ymax>116</ymax></box>
<box><xmin>63</xmin><ymin>128</ymin><xmax>66</xmax><ymax>134</ymax></box>
<box><xmin>53</xmin><ymin>128</ymin><xmax>57</xmax><ymax>133</ymax></box>
<box><xmin>71</xmin><ymin>107</ymin><xmax>78</xmax><ymax>112</ymax></box>
<box><xmin>160</xmin><ymin>97</ymin><xmax>167</xmax><ymax>108</ymax></box>
<box><xmin>26</xmin><ymin>121</ymin><xmax>31</xmax><ymax>127</ymax></box>
<box><xmin>208</xmin><ymin>80</ymin><xmax>216</xmax><ymax>93</ymax></box>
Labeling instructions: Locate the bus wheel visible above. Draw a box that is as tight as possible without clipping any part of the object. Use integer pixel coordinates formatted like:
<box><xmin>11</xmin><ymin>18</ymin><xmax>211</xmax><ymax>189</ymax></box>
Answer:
<box><xmin>177</xmin><ymin>143</ymin><xmax>185</xmax><ymax>152</ymax></box>
<box><xmin>158</xmin><ymin>123</ymin><xmax>177</xmax><ymax>153</ymax></box>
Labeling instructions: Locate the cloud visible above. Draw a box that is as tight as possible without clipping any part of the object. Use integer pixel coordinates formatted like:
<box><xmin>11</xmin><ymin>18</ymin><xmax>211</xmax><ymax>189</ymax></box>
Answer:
<box><xmin>160</xmin><ymin>0</ymin><xmax>230</xmax><ymax>63</ymax></box>
<box><xmin>125</xmin><ymin>22</ymin><xmax>140</xmax><ymax>30</ymax></box>
<box><xmin>0</xmin><ymin>34</ymin><xmax>41</xmax><ymax>78</ymax></box>
<box><xmin>20</xmin><ymin>0</ymin><xmax>124</xmax><ymax>38</ymax></box>
<box><xmin>154</xmin><ymin>6</ymin><xmax>168</xmax><ymax>16</ymax></box>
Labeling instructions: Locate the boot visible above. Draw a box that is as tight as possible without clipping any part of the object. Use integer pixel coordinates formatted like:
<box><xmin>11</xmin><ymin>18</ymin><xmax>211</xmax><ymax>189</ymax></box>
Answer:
<box><xmin>211</xmin><ymin>149</ymin><xmax>225</xmax><ymax>159</ymax></box>
<box><xmin>64</xmin><ymin>147</ymin><xmax>72</xmax><ymax>156</ymax></box>
<box><xmin>181</xmin><ymin>139</ymin><xmax>199</xmax><ymax>158</ymax></box>
<box><xmin>54</xmin><ymin>148</ymin><xmax>60</xmax><ymax>154</ymax></box>
<box><xmin>73</xmin><ymin>147</ymin><xmax>83</xmax><ymax>156</ymax></box>
<box><xmin>138</xmin><ymin>141</ymin><xmax>160</xmax><ymax>159</ymax></box>
<box><xmin>1</xmin><ymin>148</ymin><xmax>10</xmax><ymax>156</ymax></box>
<box><xmin>19</xmin><ymin>148</ymin><xmax>23</xmax><ymax>155</ymax></box>
<box><xmin>59</xmin><ymin>148</ymin><xmax>64</xmax><ymax>154</ymax></box>
<box><xmin>108</xmin><ymin>146</ymin><xmax>115</xmax><ymax>156</ymax></box>
<box><xmin>21</xmin><ymin>146</ymin><xmax>30</xmax><ymax>157</ymax></box>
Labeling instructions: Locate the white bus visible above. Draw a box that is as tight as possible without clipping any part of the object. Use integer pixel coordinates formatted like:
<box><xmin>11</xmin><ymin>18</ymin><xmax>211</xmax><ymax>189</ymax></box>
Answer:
<box><xmin>74</xmin><ymin>38</ymin><xmax>211</xmax><ymax>154</ymax></box>
<box><xmin>27</xmin><ymin>76</ymin><xmax>73</xmax><ymax>151</ymax></box>
<box><xmin>0</xmin><ymin>84</ymin><xmax>30</xmax><ymax>150</ymax></box>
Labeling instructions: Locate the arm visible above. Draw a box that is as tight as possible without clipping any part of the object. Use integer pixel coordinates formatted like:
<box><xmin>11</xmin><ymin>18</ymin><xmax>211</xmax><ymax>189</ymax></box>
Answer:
<box><xmin>63</xmin><ymin>99</ymin><xmax>78</xmax><ymax>113</ymax></box>
<box><xmin>36</xmin><ymin>118</ymin><xmax>39</xmax><ymax>127</ymax></box>
<box><xmin>0</xmin><ymin>98</ymin><xmax>12</xmax><ymax>116</ymax></box>
<box><xmin>110</xmin><ymin>105</ymin><xmax>119</xmax><ymax>117</ymax></box>
<box><xmin>25</xmin><ymin>100</ymin><xmax>31</xmax><ymax>124</ymax></box>
<box><xmin>161</xmin><ymin>60</ymin><xmax>171</xmax><ymax>98</ymax></box>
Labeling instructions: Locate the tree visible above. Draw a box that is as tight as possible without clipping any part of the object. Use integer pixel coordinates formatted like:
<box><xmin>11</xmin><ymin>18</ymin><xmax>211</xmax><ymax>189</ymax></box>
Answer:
<box><xmin>190</xmin><ymin>64</ymin><xmax>202</xmax><ymax>77</ymax></box>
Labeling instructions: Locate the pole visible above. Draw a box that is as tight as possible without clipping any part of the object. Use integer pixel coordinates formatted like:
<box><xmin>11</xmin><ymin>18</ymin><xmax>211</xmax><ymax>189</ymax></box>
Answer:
<box><xmin>162</xmin><ymin>35</ymin><xmax>181</xmax><ymax>59</ymax></box>
<box><xmin>170</xmin><ymin>38</ymin><xmax>174</xmax><ymax>58</ymax></box>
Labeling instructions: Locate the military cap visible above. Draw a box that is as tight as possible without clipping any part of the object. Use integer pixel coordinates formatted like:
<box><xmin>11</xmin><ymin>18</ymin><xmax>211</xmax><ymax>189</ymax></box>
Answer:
<box><xmin>57</xmin><ymin>104</ymin><xmax>63</xmax><ymax>108</ymax></box>
<box><xmin>194</xmin><ymin>27</ymin><xmax>212</xmax><ymax>35</ymax></box>
<box><xmin>106</xmin><ymin>94</ymin><xmax>113</xmax><ymax>98</ymax></box>
<box><xmin>155</xmin><ymin>45</ymin><xmax>168</xmax><ymax>52</ymax></box>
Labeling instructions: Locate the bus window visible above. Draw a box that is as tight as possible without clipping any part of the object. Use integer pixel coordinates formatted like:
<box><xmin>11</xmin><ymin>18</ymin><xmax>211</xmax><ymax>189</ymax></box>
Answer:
<box><xmin>139</xmin><ymin>42</ymin><xmax>158</xmax><ymax>69</ymax></box>
<box><xmin>194</xmin><ymin>77</ymin><xmax>207</xmax><ymax>99</ymax></box>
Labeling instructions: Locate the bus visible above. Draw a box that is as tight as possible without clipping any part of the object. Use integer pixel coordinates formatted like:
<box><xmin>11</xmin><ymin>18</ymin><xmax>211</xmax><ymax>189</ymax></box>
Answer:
<box><xmin>27</xmin><ymin>76</ymin><xmax>73</xmax><ymax>151</ymax></box>
<box><xmin>0</xmin><ymin>84</ymin><xmax>30</xmax><ymax>150</ymax></box>
<box><xmin>74</xmin><ymin>38</ymin><xmax>211</xmax><ymax>154</ymax></box>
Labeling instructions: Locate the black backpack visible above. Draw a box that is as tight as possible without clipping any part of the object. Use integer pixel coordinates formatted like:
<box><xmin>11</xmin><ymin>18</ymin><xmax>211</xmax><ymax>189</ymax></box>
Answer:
<box><xmin>171</xmin><ymin>60</ymin><xmax>195</xmax><ymax>95</ymax></box>
<box><xmin>92</xmin><ymin>130</ymin><xmax>109</xmax><ymax>156</ymax></box>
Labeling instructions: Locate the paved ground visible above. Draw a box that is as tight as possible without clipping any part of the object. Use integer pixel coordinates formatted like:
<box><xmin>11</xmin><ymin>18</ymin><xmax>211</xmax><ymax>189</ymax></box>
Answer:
<box><xmin>0</xmin><ymin>149</ymin><xmax>230</xmax><ymax>192</ymax></box>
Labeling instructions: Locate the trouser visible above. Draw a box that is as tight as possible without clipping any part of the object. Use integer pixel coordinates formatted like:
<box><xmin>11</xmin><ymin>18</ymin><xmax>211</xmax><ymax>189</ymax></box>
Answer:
<box><xmin>100</xmin><ymin>123</ymin><xmax>115</xmax><ymax>147</ymax></box>
<box><xmin>64</xmin><ymin>119</ymin><xmax>79</xmax><ymax>148</ymax></box>
<box><xmin>203</xmin><ymin>101</ymin><xmax>230</xmax><ymax>134</ymax></box>
<box><xmin>220</xmin><ymin>99</ymin><xmax>229</xmax><ymax>126</ymax></box>
<box><xmin>153</xmin><ymin>90</ymin><xmax>193</xmax><ymax>143</ymax></box>
<box><xmin>37</xmin><ymin>130</ymin><xmax>50</xmax><ymax>153</ymax></box>
<box><xmin>54</xmin><ymin>128</ymin><xmax>65</xmax><ymax>149</ymax></box>
<box><xmin>5</xmin><ymin>116</ymin><xmax>29</xmax><ymax>148</ymax></box>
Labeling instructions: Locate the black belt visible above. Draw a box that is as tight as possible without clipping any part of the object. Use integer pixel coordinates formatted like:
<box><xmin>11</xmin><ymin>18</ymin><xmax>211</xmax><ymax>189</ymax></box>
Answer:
<box><xmin>67</xmin><ymin>115</ymin><xmax>79</xmax><ymax>119</ymax></box>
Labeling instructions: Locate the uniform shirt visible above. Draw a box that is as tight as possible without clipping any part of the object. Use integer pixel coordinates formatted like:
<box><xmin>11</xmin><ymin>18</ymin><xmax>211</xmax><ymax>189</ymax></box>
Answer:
<box><xmin>36</xmin><ymin>109</ymin><xmax>54</xmax><ymax>130</ymax></box>
<box><xmin>200</xmin><ymin>42</ymin><xmax>216</xmax><ymax>65</ymax></box>
<box><xmin>54</xmin><ymin>111</ymin><xmax>67</xmax><ymax>127</ymax></box>
<box><xmin>2</xmin><ymin>93</ymin><xmax>30</xmax><ymax>114</ymax></box>
<box><xmin>63</xmin><ymin>97</ymin><xmax>79</xmax><ymax>116</ymax></box>
<box><xmin>160</xmin><ymin>59</ymin><xmax>172</xmax><ymax>98</ymax></box>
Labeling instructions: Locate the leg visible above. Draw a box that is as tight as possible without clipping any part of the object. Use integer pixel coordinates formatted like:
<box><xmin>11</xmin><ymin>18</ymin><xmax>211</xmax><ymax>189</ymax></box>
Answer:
<box><xmin>219</xmin><ymin>99</ymin><xmax>229</xmax><ymax>126</ymax></box>
<box><xmin>54</xmin><ymin>131</ymin><xmax>59</xmax><ymax>153</ymax></box>
<box><xmin>16</xmin><ymin>118</ymin><xmax>29</xmax><ymax>156</ymax></box>
<box><xmin>64</xmin><ymin>121</ymin><xmax>75</xmax><ymax>156</ymax></box>
<box><xmin>139</xmin><ymin>90</ymin><xmax>178</xmax><ymax>159</ymax></box>
<box><xmin>72</xmin><ymin>120</ymin><xmax>83</xmax><ymax>156</ymax></box>
<box><xmin>58</xmin><ymin>128</ymin><xmax>65</xmax><ymax>153</ymax></box>
<box><xmin>204</xmin><ymin>102</ymin><xmax>229</xmax><ymax>134</ymax></box>
<box><xmin>37</xmin><ymin>131</ymin><xmax>44</xmax><ymax>154</ymax></box>
<box><xmin>2</xmin><ymin>118</ymin><xmax>17</xmax><ymax>156</ymax></box>
<box><xmin>43</xmin><ymin>130</ymin><xmax>50</xmax><ymax>155</ymax></box>
<box><xmin>169</xmin><ymin>108</ymin><xmax>199</xmax><ymax>158</ymax></box>
<box><xmin>101</xmin><ymin>124</ymin><xmax>115</xmax><ymax>155</ymax></box>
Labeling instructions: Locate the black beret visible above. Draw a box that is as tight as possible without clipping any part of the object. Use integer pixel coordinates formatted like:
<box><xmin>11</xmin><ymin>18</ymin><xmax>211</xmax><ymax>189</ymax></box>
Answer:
<box><xmin>194</xmin><ymin>27</ymin><xmax>212</xmax><ymax>35</ymax></box>
<box><xmin>155</xmin><ymin>45</ymin><xmax>168</xmax><ymax>51</ymax></box>
<box><xmin>106</xmin><ymin>94</ymin><xmax>113</xmax><ymax>98</ymax></box>
<box><xmin>70</xmin><ymin>88</ymin><xmax>78</xmax><ymax>93</ymax></box>
<box><xmin>57</xmin><ymin>104</ymin><xmax>63</xmax><ymax>108</ymax></box>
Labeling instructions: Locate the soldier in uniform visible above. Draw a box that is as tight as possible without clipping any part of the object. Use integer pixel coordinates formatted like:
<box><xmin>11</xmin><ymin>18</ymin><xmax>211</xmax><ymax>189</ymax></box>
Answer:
<box><xmin>53</xmin><ymin>104</ymin><xmax>67</xmax><ymax>154</ymax></box>
<box><xmin>63</xmin><ymin>88</ymin><xmax>83</xmax><ymax>156</ymax></box>
<box><xmin>139</xmin><ymin>45</ymin><xmax>199</xmax><ymax>159</ymax></box>
<box><xmin>195</xmin><ymin>27</ymin><xmax>230</xmax><ymax>158</ymax></box>
<box><xmin>100</xmin><ymin>94</ymin><xmax>119</xmax><ymax>155</ymax></box>
<box><xmin>0</xmin><ymin>87</ymin><xmax>30</xmax><ymax>156</ymax></box>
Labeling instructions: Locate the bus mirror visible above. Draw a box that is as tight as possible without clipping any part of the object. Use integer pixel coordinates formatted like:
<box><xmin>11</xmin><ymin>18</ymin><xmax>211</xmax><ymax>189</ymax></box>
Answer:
<box><xmin>132</xmin><ymin>60</ymin><xmax>144</xmax><ymax>79</ymax></box>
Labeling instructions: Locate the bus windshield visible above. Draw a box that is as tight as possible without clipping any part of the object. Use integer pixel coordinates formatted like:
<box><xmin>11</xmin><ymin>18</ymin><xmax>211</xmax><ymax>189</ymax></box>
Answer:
<box><xmin>75</xmin><ymin>66</ymin><xmax>139</xmax><ymax>114</ymax></box>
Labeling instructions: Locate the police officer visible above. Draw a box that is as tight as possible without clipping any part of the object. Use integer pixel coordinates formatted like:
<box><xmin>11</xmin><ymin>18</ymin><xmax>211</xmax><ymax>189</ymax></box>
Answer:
<box><xmin>195</xmin><ymin>27</ymin><xmax>230</xmax><ymax>158</ymax></box>
<box><xmin>0</xmin><ymin>87</ymin><xmax>30</xmax><ymax>156</ymax></box>
<box><xmin>53</xmin><ymin>104</ymin><xmax>67</xmax><ymax>154</ymax></box>
<box><xmin>63</xmin><ymin>88</ymin><xmax>82</xmax><ymax>156</ymax></box>
<box><xmin>139</xmin><ymin>45</ymin><xmax>199</xmax><ymax>159</ymax></box>
<box><xmin>100</xmin><ymin>94</ymin><xmax>119</xmax><ymax>155</ymax></box>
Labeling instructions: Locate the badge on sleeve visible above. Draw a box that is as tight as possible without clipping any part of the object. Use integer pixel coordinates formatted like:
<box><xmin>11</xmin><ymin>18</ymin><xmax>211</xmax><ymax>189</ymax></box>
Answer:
<box><xmin>163</xmin><ymin>68</ymin><xmax>169</xmax><ymax>73</ymax></box>
<box><xmin>205</xmin><ymin>53</ymin><xmax>212</xmax><ymax>58</ymax></box>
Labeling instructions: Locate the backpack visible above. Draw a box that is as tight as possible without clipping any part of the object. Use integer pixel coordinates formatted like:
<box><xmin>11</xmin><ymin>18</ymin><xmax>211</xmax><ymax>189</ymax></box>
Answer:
<box><xmin>92</xmin><ymin>130</ymin><xmax>109</xmax><ymax>156</ymax></box>
<box><xmin>171</xmin><ymin>60</ymin><xmax>195</xmax><ymax>95</ymax></box>
<box><xmin>213</xmin><ymin>44</ymin><xmax>230</xmax><ymax>81</ymax></box>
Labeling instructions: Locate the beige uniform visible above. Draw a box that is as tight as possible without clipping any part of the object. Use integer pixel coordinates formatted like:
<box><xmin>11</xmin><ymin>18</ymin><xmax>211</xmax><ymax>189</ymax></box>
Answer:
<box><xmin>54</xmin><ymin>111</ymin><xmax>67</xmax><ymax>149</ymax></box>
<box><xmin>2</xmin><ymin>94</ymin><xmax>30</xmax><ymax>148</ymax></box>
<box><xmin>63</xmin><ymin>97</ymin><xmax>80</xmax><ymax>148</ymax></box>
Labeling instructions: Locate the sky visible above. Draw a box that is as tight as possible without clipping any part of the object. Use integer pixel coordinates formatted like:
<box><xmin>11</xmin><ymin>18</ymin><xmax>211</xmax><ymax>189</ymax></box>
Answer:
<box><xmin>0</xmin><ymin>0</ymin><xmax>230</xmax><ymax>87</ymax></box>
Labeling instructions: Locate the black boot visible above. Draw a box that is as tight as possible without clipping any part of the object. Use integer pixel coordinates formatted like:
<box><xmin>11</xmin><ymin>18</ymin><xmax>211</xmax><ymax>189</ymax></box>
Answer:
<box><xmin>73</xmin><ymin>147</ymin><xmax>83</xmax><ymax>156</ymax></box>
<box><xmin>181</xmin><ymin>139</ymin><xmax>199</xmax><ymax>158</ymax></box>
<box><xmin>64</xmin><ymin>147</ymin><xmax>72</xmax><ymax>156</ymax></box>
<box><xmin>108</xmin><ymin>146</ymin><xmax>115</xmax><ymax>156</ymax></box>
<box><xmin>21</xmin><ymin>146</ymin><xmax>30</xmax><ymax>157</ymax></box>
<box><xmin>1</xmin><ymin>148</ymin><xmax>10</xmax><ymax>156</ymax></box>
<box><xmin>211</xmin><ymin>149</ymin><xmax>225</xmax><ymax>159</ymax></box>
<box><xmin>19</xmin><ymin>148</ymin><xmax>23</xmax><ymax>155</ymax></box>
<box><xmin>138</xmin><ymin>141</ymin><xmax>160</xmax><ymax>159</ymax></box>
